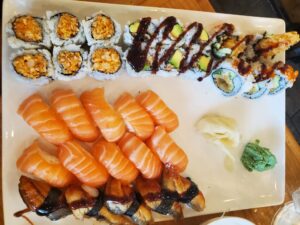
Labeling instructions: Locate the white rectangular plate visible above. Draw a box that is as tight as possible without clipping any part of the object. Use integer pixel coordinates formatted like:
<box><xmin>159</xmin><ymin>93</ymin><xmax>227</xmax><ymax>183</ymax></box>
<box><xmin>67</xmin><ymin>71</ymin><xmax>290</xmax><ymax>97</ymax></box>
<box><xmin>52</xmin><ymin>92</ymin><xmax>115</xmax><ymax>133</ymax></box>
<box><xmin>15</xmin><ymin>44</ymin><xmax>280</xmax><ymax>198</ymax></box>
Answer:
<box><xmin>2</xmin><ymin>0</ymin><xmax>286</xmax><ymax>224</ymax></box>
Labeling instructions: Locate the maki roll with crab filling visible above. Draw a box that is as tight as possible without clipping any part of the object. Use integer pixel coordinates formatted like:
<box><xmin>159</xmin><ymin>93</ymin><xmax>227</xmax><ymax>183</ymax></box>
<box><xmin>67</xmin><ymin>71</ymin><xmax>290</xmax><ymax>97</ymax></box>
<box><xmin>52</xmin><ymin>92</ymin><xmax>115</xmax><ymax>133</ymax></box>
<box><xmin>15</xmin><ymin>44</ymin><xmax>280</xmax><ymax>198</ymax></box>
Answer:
<box><xmin>10</xmin><ymin>48</ymin><xmax>53</xmax><ymax>85</ymax></box>
<box><xmin>88</xmin><ymin>44</ymin><xmax>123</xmax><ymax>80</ymax></box>
<box><xmin>6</xmin><ymin>15</ymin><xmax>51</xmax><ymax>49</ymax></box>
<box><xmin>83</xmin><ymin>12</ymin><xmax>121</xmax><ymax>46</ymax></box>
<box><xmin>52</xmin><ymin>44</ymin><xmax>87</xmax><ymax>81</ymax></box>
<box><xmin>211</xmin><ymin>63</ymin><xmax>243</xmax><ymax>97</ymax></box>
<box><xmin>123</xmin><ymin>18</ymin><xmax>158</xmax><ymax>45</ymax></box>
<box><xmin>46</xmin><ymin>11</ymin><xmax>85</xmax><ymax>46</ymax></box>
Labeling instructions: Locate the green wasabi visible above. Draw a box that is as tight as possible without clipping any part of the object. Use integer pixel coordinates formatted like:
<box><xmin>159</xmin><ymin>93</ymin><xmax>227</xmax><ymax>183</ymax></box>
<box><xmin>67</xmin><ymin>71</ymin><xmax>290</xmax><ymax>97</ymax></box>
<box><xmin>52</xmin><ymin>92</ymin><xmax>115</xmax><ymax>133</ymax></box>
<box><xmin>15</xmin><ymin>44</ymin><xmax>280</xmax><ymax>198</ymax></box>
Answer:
<box><xmin>241</xmin><ymin>140</ymin><xmax>277</xmax><ymax>172</ymax></box>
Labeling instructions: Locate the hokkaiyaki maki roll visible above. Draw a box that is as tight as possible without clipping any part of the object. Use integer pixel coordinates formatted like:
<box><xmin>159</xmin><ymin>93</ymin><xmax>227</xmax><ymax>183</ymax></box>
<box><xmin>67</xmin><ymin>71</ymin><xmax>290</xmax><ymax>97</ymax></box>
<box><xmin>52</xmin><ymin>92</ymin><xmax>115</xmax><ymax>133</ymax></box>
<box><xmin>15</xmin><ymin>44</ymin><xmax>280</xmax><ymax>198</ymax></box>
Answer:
<box><xmin>52</xmin><ymin>44</ymin><xmax>87</xmax><ymax>81</ymax></box>
<box><xmin>124</xmin><ymin>18</ymin><xmax>158</xmax><ymax>45</ymax></box>
<box><xmin>6</xmin><ymin>15</ymin><xmax>51</xmax><ymax>49</ymax></box>
<box><xmin>83</xmin><ymin>12</ymin><xmax>121</xmax><ymax>46</ymax></box>
<box><xmin>10</xmin><ymin>48</ymin><xmax>53</xmax><ymax>85</ymax></box>
<box><xmin>88</xmin><ymin>44</ymin><xmax>123</xmax><ymax>80</ymax></box>
<box><xmin>46</xmin><ymin>11</ymin><xmax>85</xmax><ymax>46</ymax></box>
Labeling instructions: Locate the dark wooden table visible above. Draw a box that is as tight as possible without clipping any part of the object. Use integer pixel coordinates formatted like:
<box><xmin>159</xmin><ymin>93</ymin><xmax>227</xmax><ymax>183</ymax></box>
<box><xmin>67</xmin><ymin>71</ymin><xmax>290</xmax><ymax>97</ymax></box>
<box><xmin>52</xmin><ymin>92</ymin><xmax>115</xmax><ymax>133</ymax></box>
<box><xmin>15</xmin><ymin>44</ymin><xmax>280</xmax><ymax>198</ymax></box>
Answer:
<box><xmin>1</xmin><ymin>0</ymin><xmax>300</xmax><ymax>224</ymax></box>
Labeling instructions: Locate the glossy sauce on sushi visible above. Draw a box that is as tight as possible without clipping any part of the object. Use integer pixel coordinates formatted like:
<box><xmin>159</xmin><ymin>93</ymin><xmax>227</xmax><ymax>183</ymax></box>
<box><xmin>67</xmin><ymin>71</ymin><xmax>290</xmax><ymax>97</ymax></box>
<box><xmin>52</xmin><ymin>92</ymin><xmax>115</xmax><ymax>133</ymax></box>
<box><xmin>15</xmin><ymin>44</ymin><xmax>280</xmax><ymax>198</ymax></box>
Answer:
<box><xmin>92</xmin><ymin>140</ymin><xmax>139</xmax><ymax>184</ymax></box>
<box><xmin>147</xmin><ymin>126</ymin><xmax>188</xmax><ymax>172</ymax></box>
<box><xmin>50</xmin><ymin>89</ymin><xmax>99</xmax><ymax>142</ymax></box>
<box><xmin>17</xmin><ymin>93</ymin><xmax>72</xmax><ymax>145</ymax></box>
<box><xmin>118</xmin><ymin>132</ymin><xmax>162</xmax><ymax>179</ymax></box>
<box><xmin>81</xmin><ymin>88</ymin><xmax>125</xmax><ymax>142</ymax></box>
<box><xmin>16</xmin><ymin>141</ymin><xmax>74</xmax><ymax>188</ymax></box>
<box><xmin>114</xmin><ymin>92</ymin><xmax>154</xmax><ymax>140</ymax></box>
<box><xmin>136</xmin><ymin>90</ymin><xmax>179</xmax><ymax>132</ymax></box>
<box><xmin>58</xmin><ymin>140</ymin><xmax>109</xmax><ymax>187</ymax></box>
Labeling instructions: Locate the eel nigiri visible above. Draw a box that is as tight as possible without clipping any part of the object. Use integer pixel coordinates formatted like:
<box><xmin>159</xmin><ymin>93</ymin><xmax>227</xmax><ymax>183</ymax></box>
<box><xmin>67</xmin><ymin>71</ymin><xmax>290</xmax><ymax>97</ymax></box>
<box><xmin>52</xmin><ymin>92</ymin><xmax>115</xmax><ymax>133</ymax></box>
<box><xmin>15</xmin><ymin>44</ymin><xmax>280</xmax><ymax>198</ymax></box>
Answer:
<box><xmin>16</xmin><ymin>141</ymin><xmax>74</xmax><ymax>188</ymax></box>
<box><xmin>50</xmin><ymin>89</ymin><xmax>100</xmax><ymax>142</ymax></box>
<box><xmin>92</xmin><ymin>140</ymin><xmax>139</xmax><ymax>184</ymax></box>
<box><xmin>114</xmin><ymin>92</ymin><xmax>154</xmax><ymax>140</ymax></box>
<box><xmin>17</xmin><ymin>93</ymin><xmax>72</xmax><ymax>145</ymax></box>
<box><xmin>80</xmin><ymin>88</ymin><xmax>126</xmax><ymax>142</ymax></box>
<box><xmin>118</xmin><ymin>132</ymin><xmax>162</xmax><ymax>179</ymax></box>
<box><xmin>147</xmin><ymin>126</ymin><xmax>188</xmax><ymax>172</ymax></box>
<box><xmin>58</xmin><ymin>140</ymin><xmax>109</xmax><ymax>187</ymax></box>
<box><xmin>136</xmin><ymin>90</ymin><xmax>179</xmax><ymax>132</ymax></box>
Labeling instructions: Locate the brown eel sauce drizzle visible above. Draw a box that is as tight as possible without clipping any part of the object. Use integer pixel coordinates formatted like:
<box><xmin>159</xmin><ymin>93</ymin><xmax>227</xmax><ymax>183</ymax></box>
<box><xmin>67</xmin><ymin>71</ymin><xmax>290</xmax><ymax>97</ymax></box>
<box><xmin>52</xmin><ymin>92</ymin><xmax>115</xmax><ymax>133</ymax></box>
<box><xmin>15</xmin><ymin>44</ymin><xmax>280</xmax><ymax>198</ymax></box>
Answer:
<box><xmin>127</xmin><ymin>19</ymin><xmax>286</xmax><ymax>83</ymax></box>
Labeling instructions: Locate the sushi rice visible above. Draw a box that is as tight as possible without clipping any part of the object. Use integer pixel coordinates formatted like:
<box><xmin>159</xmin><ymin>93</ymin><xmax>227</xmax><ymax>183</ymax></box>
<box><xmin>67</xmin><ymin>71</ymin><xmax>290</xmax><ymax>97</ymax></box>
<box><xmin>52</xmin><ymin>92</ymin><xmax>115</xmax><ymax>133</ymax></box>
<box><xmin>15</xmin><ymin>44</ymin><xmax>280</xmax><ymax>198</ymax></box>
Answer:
<box><xmin>10</xmin><ymin>48</ymin><xmax>53</xmax><ymax>85</ymax></box>
<box><xmin>88</xmin><ymin>44</ymin><xmax>123</xmax><ymax>80</ymax></box>
<box><xmin>82</xmin><ymin>11</ymin><xmax>121</xmax><ymax>46</ymax></box>
<box><xmin>46</xmin><ymin>11</ymin><xmax>85</xmax><ymax>46</ymax></box>
<box><xmin>52</xmin><ymin>44</ymin><xmax>87</xmax><ymax>81</ymax></box>
<box><xmin>6</xmin><ymin>15</ymin><xmax>51</xmax><ymax>49</ymax></box>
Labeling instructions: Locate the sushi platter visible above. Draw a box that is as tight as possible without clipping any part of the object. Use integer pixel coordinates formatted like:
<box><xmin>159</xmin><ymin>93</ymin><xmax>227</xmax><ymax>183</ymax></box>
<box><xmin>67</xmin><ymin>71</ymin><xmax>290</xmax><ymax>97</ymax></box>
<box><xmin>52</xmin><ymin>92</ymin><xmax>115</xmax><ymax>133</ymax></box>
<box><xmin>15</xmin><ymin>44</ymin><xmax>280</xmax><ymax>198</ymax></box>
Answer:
<box><xmin>2</xmin><ymin>0</ymin><xmax>300</xmax><ymax>224</ymax></box>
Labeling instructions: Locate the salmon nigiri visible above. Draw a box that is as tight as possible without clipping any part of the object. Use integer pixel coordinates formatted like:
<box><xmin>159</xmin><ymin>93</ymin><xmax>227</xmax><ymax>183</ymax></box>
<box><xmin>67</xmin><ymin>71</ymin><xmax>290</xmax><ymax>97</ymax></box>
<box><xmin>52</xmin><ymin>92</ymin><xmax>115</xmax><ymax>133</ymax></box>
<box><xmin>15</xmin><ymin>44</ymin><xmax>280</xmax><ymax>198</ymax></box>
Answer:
<box><xmin>114</xmin><ymin>92</ymin><xmax>154</xmax><ymax>140</ymax></box>
<box><xmin>136</xmin><ymin>90</ymin><xmax>179</xmax><ymax>132</ymax></box>
<box><xmin>50</xmin><ymin>89</ymin><xmax>100</xmax><ymax>142</ymax></box>
<box><xmin>16</xmin><ymin>141</ymin><xmax>74</xmax><ymax>188</ymax></box>
<box><xmin>58</xmin><ymin>140</ymin><xmax>109</xmax><ymax>187</ymax></box>
<box><xmin>81</xmin><ymin>88</ymin><xmax>126</xmax><ymax>142</ymax></box>
<box><xmin>147</xmin><ymin>126</ymin><xmax>188</xmax><ymax>172</ymax></box>
<box><xmin>18</xmin><ymin>93</ymin><xmax>72</xmax><ymax>145</ymax></box>
<box><xmin>92</xmin><ymin>140</ymin><xmax>139</xmax><ymax>184</ymax></box>
<box><xmin>118</xmin><ymin>132</ymin><xmax>162</xmax><ymax>179</ymax></box>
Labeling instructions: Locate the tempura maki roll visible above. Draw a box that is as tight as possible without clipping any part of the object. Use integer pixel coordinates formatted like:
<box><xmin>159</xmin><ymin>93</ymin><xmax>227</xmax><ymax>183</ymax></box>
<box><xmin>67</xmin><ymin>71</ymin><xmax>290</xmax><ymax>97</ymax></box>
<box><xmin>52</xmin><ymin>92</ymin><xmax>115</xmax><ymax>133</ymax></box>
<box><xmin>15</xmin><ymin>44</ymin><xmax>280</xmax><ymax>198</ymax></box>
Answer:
<box><xmin>46</xmin><ymin>11</ymin><xmax>85</xmax><ymax>46</ymax></box>
<box><xmin>52</xmin><ymin>44</ymin><xmax>87</xmax><ymax>81</ymax></box>
<box><xmin>88</xmin><ymin>44</ymin><xmax>123</xmax><ymax>80</ymax></box>
<box><xmin>83</xmin><ymin>12</ymin><xmax>121</xmax><ymax>46</ymax></box>
<box><xmin>10</xmin><ymin>49</ymin><xmax>53</xmax><ymax>85</ymax></box>
<box><xmin>6</xmin><ymin>15</ymin><xmax>51</xmax><ymax>49</ymax></box>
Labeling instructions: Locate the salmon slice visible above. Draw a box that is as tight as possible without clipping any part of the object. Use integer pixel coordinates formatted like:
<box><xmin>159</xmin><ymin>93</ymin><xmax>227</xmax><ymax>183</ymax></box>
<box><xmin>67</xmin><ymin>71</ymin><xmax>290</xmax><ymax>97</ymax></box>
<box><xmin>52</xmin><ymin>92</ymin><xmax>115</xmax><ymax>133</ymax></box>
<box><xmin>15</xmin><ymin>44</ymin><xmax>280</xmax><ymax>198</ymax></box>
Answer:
<box><xmin>136</xmin><ymin>90</ymin><xmax>179</xmax><ymax>132</ymax></box>
<box><xmin>16</xmin><ymin>141</ymin><xmax>75</xmax><ymax>188</ymax></box>
<box><xmin>147</xmin><ymin>126</ymin><xmax>188</xmax><ymax>172</ymax></box>
<box><xmin>118</xmin><ymin>132</ymin><xmax>162</xmax><ymax>179</ymax></box>
<box><xmin>92</xmin><ymin>140</ymin><xmax>139</xmax><ymax>184</ymax></box>
<box><xmin>80</xmin><ymin>88</ymin><xmax>126</xmax><ymax>142</ymax></box>
<box><xmin>50</xmin><ymin>89</ymin><xmax>100</xmax><ymax>142</ymax></box>
<box><xmin>58</xmin><ymin>140</ymin><xmax>109</xmax><ymax>187</ymax></box>
<box><xmin>18</xmin><ymin>93</ymin><xmax>72</xmax><ymax>145</ymax></box>
<box><xmin>114</xmin><ymin>92</ymin><xmax>154</xmax><ymax>140</ymax></box>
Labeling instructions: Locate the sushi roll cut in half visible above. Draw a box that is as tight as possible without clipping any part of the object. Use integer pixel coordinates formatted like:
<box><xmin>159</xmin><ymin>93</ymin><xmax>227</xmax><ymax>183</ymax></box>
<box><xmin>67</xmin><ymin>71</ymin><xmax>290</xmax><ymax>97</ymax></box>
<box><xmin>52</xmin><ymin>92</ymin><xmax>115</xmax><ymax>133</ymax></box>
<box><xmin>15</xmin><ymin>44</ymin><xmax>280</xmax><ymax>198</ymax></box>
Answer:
<box><xmin>46</xmin><ymin>11</ymin><xmax>85</xmax><ymax>46</ymax></box>
<box><xmin>10</xmin><ymin>49</ymin><xmax>53</xmax><ymax>85</ymax></box>
<box><xmin>53</xmin><ymin>44</ymin><xmax>87</xmax><ymax>81</ymax></box>
<box><xmin>123</xmin><ymin>18</ymin><xmax>158</xmax><ymax>45</ymax></box>
<box><xmin>88</xmin><ymin>44</ymin><xmax>123</xmax><ymax>80</ymax></box>
<box><xmin>83</xmin><ymin>12</ymin><xmax>121</xmax><ymax>46</ymax></box>
<box><xmin>6</xmin><ymin>15</ymin><xmax>51</xmax><ymax>49</ymax></box>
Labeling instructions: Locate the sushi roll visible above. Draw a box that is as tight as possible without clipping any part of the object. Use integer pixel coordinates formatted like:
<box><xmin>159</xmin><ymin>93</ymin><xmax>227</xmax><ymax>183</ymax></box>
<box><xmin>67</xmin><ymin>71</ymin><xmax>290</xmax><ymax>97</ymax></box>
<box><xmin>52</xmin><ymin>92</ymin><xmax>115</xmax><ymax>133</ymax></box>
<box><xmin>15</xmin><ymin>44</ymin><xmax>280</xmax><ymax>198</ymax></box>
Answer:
<box><xmin>88</xmin><ymin>44</ymin><xmax>123</xmax><ymax>80</ymax></box>
<box><xmin>10</xmin><ymin>48</ymin><xmax>53</xmax><ymax>85</ymax></box>
<box><xmin>211</xmin><ymin>65</ymin><xmax>243</xmax><ymax>97</ymax></box>
<box><xmin>123</xmin><ymin>18</ymin><xmax>158</xmax><ymax>46</ymax></box>
<box><xmin>6</xmin><ymin>15</ymin><xmax>51</xmax><ymax>49</ymax></box>
<box><xmin>52</xmin><ymin>44</ymin><xmax>87</xmax><ymax>81</ymax></box>
<box><xmin>46</xmin><ymin>11</ymin><xmax>85</xmax><ymax>46</ymax></box>
<box><xmin>82</xmin><ymin>12</ymin><xmax>121</xmax><ymax>46</ymax></box>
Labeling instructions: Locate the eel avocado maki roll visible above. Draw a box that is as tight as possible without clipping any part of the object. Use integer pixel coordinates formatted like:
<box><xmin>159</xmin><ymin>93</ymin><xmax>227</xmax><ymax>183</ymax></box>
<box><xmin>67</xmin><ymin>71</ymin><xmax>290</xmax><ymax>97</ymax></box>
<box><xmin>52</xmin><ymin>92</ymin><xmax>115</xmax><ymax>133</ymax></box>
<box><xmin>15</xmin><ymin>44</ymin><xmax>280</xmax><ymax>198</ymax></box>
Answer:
<box><xmin>10</xmin><ymin>49</ymin><xmax>53</xmax><ymax>85</ymax></box>
<box><xmin>88</xmin><ymin>44</ymin><xmax>123</xmax><ymax>80</ymax></box>
<box><xmin>211</xmin><ymin>67</ymin><xmax>243</xmax><ymax>96</ymax></box>
<box><xmin>6</xmin><ymin>15</ymin><xmax>51</xmax><ymax>49</ymax></box>
<box><xmin>83</xmin><ymin>12</ymin><xmax>121</xmax><ymax>46</ymax></box>
<box><xmin>46</xmin><ymin>11</ymin><xmax>85</xmax><ymax>46</ymax></box>
<box><xmin>124</xmin><ymin>18</ymin><xmax>157</xmax><ymax>45</ymax></box>
<box><xmin>52</xmin><ymin>44</ymin><xmax>87</xmax><ymax>81</ymax></box>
